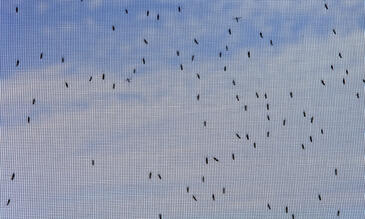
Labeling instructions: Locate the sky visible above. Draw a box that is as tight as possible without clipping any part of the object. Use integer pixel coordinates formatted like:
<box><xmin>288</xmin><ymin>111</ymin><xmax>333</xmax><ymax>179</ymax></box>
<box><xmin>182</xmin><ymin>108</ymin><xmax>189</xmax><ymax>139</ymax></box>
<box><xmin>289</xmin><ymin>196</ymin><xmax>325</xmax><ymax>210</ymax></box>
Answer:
<box><xmin>0</xmin><ymin>0</ymin><xmax>364</xmax><ymax>218</ymax></box>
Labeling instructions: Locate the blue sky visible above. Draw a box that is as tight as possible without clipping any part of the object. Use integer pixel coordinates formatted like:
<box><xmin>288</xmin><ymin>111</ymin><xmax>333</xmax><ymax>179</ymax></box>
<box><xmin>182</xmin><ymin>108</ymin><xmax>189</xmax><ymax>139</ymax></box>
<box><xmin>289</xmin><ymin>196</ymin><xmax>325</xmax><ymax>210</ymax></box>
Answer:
<box><xmin>1</xmin><ymin>0</ymin><xmax>364</xmax><ymax>218</ymax></box>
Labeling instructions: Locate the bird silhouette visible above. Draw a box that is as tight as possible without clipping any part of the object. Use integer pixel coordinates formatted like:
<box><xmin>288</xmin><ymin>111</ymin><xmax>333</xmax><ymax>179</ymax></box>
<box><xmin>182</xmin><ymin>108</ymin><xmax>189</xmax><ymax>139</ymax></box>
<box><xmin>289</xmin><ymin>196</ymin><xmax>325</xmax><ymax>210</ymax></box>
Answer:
<box><xmin>233</xmin><ymin>17</ymin><xmax>242</xmax><ymax>22</ymax></box>
<box><xmin>194</xmin><ymin>38</ymin><xmax>199</xmax><ymax>45</ymax></box>
<box><xmin>11</xmin><ymin>173</ymin><xmax>15</xmax><ymax>181</ymax></box>
<box><xmin>40</xmin><ymin>53</ymin><xmax>43</xmax><ymax>59</ymax></box>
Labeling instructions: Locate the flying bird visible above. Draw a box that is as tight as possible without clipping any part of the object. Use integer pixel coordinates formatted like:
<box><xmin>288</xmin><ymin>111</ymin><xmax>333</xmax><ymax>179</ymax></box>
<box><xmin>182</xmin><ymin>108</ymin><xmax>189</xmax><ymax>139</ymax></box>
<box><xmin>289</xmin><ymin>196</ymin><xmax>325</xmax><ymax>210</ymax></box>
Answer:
<box><xmin>194</xmin><ymin>38</ymin><xmax>199</xmax><ymax>45</ymax></box>
<box><xmin>232</xmin><ymin>80</ymin><xmax>236</xmax><ymax>86</ymax></box>
<box><xmin>324</xmin><ymin>3</ymin><xmax>328</xmax><ymax>10</ymax></box>
<box><xmin>11</xmin><ymin>173</ymin><xmax>15</xmax><ymax>181</ymax></box>
<box><xmin>285</xmin><ymin>206</ymin><xmax>288</xmax><ymax>213</ymax></box>
<box><xmin>259</xmin><ymin>32</ymin><xmax>263</xmax><ymax>38</ymax></box>
<box><xmin>332</xmin><ymin>29</ymin><xmax>336</xmax><ymax>35</ymax></box>
<box><xmin>290</xmin><ymin>92</ymin><xmax>293</xmax><ymax>98</ymax></box>
<box><xmin>144</xmin><ymin>39</ymin><xmax>148</xmax><ymax>44</ymax></box>
<box><xmin>180</xmin><ymin>64</ymin><xmax>183</xmax><ymax>71</ymax></box>
<box><xmin>270</xmin><ymin>40</ymin><xmax>273</xmax><ymax>46</ymax></box>
<box><xmin>32</xmin><ymin>98</ymin><xmax>36</xmax><ymax>104</ymax></box>
<box><xmin>318</xmin><ymin>194</ymin><xmax>322</xmax><ymax>201</ymax></box>
<box><xmin>157</xmin><ymin>14</ymin><xmax>160</xmax><ymax>20</ymax></box>
<box><xmin>40</xmin><ymin>53</ymin><xmax>43</xmax><ymax>59</ymax></box>
<box><xmin>112</xmin><ymin>25</ymin><xmax>115</xmax><ymax>31</ymax></box>
<box><xmin>248</xmin><ymin>51</ymin><xmax>251</xmax><ymax>58</ymax></box>
<box><xmin>159</xmin><ymin>214</ymin><xmax>162</xmax><ymax>219</ymax></box>
<box><xmin>186</xmin><ymin>187</ymin><xmax>189</xmax><ymax>193</ymax></box>
<box><xmin>309</xmin><ymin>136</ymin><xmax>313</xmax><ymax>142</ymax></box>
<box><xmin>65</xmin><ymin>82</ymin><xmax>69</xmax><ymax>88</ymax></box>
<box><xmin>191</xmin><ymin>55</ymin><xmax>195</xmax><ymax>61</ymax></box>
<box><xmin>178</xmin><ymin>6</ymin><xmax>181</xmax><ymax>12</ymax></box>
<box><xmin>236</xmin><ymin>133</ymin><xmax>241</xmax><ymax>139</ymax></box>
<box><xmin>203</xmin><ymin>121</ymin><xmax>207</xmax><ymax>127</ymax></box>
<box><xmin>176</xmin><ymin>50</ymin><xmax>180</xmax><ymax>56</ymax></box>
<box><xmin>244</xmin><ymin>105</ymin><xmax>248</xmax><ymax>111</ymax></box>
<box><xmin>236</xmin><ymin>95</ymin><xmax>240</xmax><ymax>102</ymax></box>
<box><xmin>206</xmin><ymin>157</ymin><xmax>208</xmax><ymax>164</ymax></box>
<box><xmin>228</xmin><ymin>28</ymin><xmax>232</xmax><ymax>35</ymax></box>
<box><xmin>233</xmin><ymin>17</ymin><xmax>242</xmax><ymax>22</ymax></box>
<box><xmin>124</xmin><ymin>9</ymin><xmax>128</xmax><ymax>14</ymax></box>
<box><xmin>283</xmin><ymin>119</ymin><xmax>286</xmax><ymax>126</ymax></box>
<box><xmin>253</xmin><ymin>142</ymin><xmax>256</xmax><ymax>148</ymax></box>
<box><xmin>196</xmin><ymin>94</ymin><xmax>200</xmax><ymax>100</ymax></box>
<box><xmin>146</xmin><ymin>10</ymin><xmax>149</xmax><ymax>16</ymax></box>
<box><xmin>102</xmin><ymin>74</ymin><xmax>105</xmax><ymax>80</ymax></box>
<box><xmin>149</xmin><ymin>172</ymin><xmax>152</xmax><ymax>179</ymax></box>
<box><xmin>213</xmin><ymin>157</ymin><xmax>219</xmax><ymax>162</ymax></box>
<box><xmin>16</xmin><ymin>60</ymin><xmax>19</xmax><ymax>66</ymax></box>
<box><xmin>311</xmin><ymin>117</ymin><xmax>314</xmax><ymax>123</ymax></box>
<box><xmin>157</xmin><ymin>174</ymin><xmax>162</xmax><ymax>180</ymax></box>
<box><xmin>7</xmin><ymin>199</ymin><xmax>10</xmax><ymax>206</ymax></box>
<box><xmin>62</xmin><ymin>57</ymin><xmax>64</xmax><ymax>63</ymax></box>
<box><xmin>91</xmin><ymin>160</ymin><xmax>95</xmax><ymax>166</ymax></box>
<box><xmin>16</xmin><ymin>7</ymin><xmax>18</xmax><ymax>13</ymax></box>
<box><xmin>338</xmin><ymin>53</ymin><xmax>342</xmax><ymax>58</ymax></box>
<box><xmin>27</xmin><ymin>116</ymin><xmax>30</xmax><ymax>123</ymax></box>
<box><xmin>335</xmin><ymin>169</ymin><xmax>338</xmax><ymax>175</ymax></box>
<box><xmin>142</xmin><ymin>58</ymin><xmax>145</xmax><ymax>64</ymax></box>
<box><xmin>192</xmin><ymin>195</ymin><xmax>197</xmax><ymax>201</ymax></box>
<box><xmin>267</xmin><ymin>203</ymin><xmax>271</xmax><ymax>210</ymax></box>
<box><xmin>223</xmin><ymin>187</ymin><xmax>226</xmax><ymax>194</ymax></box>
<box><xmin>196</xmin><ymin>73</ymin><xmax>200</xmax><ymax>79</ymax></box>
<box><xmin>212</xmin><ymin>194</ymin><xmax>215</xmax><ymax>201</ymax></box>
<box><xmin>89</xmin><ymin>76</ymin><xmax>92</xmax><ymax>81</ymax></box>
<box><xmin>112</xmin><ymin>83</ymin><xmax>115</xmax><ymax>89</ymax></box>
<box><xmin>232</xmin><ymin>154</ymin><xmax>235</xmax><ymax>160</ymax></box>
<box><xmin>321</xmin><ymin>80</ymin><xmax>325</xmax><ymax>86</ymax></box>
